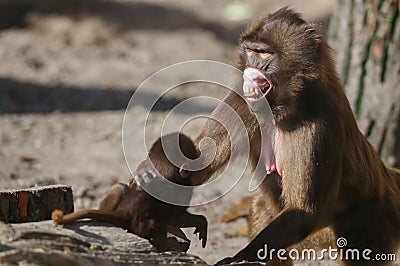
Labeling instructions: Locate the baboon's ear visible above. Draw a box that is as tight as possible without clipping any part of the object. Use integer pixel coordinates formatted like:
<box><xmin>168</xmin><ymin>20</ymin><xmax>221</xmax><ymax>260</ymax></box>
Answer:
<box><xmin>305</xmin><ymin>24</ymin><xmax>321</xmax><ymax>42</ymax></box>
<box><xmin>179</xmin><ymin>163</ymin><xmax>191</xmax><ymax>179</ymax></box>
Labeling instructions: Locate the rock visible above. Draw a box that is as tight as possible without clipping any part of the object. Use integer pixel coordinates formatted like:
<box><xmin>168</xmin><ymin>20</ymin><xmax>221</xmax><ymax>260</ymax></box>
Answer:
<box><xmin>0</xmin><ymin>220</ymin><xmax>206</xmax><ymax>265</ymax></box>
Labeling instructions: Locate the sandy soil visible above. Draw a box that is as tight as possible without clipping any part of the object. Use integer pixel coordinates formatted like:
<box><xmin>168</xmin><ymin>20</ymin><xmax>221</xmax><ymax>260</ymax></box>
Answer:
<box><xmin>0</xmin><ymin>1</ymin><xmax>339</xmax><ymax>264</ymax></box>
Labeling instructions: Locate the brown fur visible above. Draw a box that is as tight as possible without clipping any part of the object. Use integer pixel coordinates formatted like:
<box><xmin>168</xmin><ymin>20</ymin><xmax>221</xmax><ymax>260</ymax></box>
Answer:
<box><xmin>52</xmin><ymin>133</ymin><xmax>207</xmax><ymax>252</ymax></box>
<box><xmin>190</xmin><ymin>8</ymin><xmax>400</xmax><ymax>265</ymax></box>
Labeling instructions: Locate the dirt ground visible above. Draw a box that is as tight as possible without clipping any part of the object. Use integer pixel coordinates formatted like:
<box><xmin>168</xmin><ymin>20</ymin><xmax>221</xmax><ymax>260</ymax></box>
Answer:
<box><xmin>0</xmin><ymin>1</ymin><xmax>338</xmax><ymax>264</ymax></box>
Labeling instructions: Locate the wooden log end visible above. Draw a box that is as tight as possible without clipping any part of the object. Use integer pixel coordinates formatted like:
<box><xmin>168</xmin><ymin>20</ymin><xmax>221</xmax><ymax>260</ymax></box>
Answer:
<box><xmin>0</xmin><ymin>185</ymin><xmax>74</xmax><ymax>223</ymax></box>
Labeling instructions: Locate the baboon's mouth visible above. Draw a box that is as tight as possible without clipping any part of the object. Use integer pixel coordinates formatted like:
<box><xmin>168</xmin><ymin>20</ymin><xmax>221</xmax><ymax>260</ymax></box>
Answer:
<box><xmin>243</xmin><ymin>67</ymin><xmax>273</xmax><ymax>102</ymax></box>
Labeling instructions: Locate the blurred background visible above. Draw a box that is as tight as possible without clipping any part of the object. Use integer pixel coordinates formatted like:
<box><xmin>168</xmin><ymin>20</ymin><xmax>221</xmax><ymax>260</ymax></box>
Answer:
<box><xmin>1</xmin><ymin>0</ymin><xmax>398</xmax><ymax>264</ymax></box>
<box><xmin>0</xmin><ymin>0</ymin><xmax>333</xmax><ymax>205</ymax></box>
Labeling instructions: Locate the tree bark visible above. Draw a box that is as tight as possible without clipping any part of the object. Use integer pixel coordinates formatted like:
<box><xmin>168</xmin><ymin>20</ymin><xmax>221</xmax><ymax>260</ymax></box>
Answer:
<box><xmin>329</xmin><ymin>0</ymin><xmax>400</xmax><ymax>167</ymax></box>
<box><xmin>0</xmin><ymin>185</ymin><xmax>73</xmax><ymax>223</ymax></box>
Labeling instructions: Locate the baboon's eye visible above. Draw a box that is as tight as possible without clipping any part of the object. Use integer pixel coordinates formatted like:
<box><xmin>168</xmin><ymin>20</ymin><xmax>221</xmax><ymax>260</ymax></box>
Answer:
<box><xmin>259</xmin><ymin>51</ymin><xmax>272</xmax><ymax>61</ymax></box>
<box><xmin>246</xmin><ymin>47</ymin><xmax>254</xmax><ymax>57</ymax></box>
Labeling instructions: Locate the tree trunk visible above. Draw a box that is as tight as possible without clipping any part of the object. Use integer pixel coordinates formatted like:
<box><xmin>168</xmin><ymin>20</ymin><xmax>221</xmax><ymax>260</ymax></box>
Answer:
<box><xmin>329</xmin><ymin>0</ymin><xmax>400</xmax><ymax>167</ymax></box>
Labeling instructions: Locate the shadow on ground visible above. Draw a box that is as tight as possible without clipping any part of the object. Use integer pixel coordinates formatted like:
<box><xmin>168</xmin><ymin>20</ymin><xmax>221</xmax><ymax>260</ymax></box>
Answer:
<box><xmin>0</xmin><ymin>78</ymin><xmax>215</xmax><ymax>114</ymax></box>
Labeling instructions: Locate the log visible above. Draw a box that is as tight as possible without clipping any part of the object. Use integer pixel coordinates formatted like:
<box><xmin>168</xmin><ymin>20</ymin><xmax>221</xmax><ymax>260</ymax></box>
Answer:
<box><xmin>0</xmin><ymin>185</ymin><xmax>73</xmax><ymax>223</ymax></box>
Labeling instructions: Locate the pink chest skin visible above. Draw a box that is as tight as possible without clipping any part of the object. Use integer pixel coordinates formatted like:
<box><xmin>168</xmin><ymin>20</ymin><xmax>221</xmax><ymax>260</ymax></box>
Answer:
<box><xmin>261</xmin><ymin>130</ymin><xmax>282</xmax><ymax>176</ymax></box>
